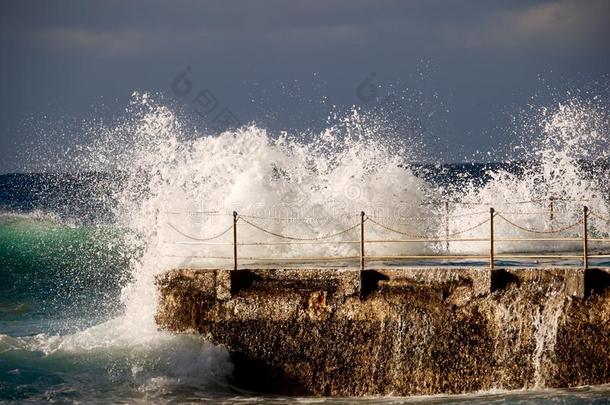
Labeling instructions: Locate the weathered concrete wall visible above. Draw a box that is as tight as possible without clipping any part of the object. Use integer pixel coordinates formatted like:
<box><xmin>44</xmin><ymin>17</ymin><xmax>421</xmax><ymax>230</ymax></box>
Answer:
<box><xmin>155</xmin><ymin>267</ymin><xmax>610</xmax><ymax>396</ymax></box>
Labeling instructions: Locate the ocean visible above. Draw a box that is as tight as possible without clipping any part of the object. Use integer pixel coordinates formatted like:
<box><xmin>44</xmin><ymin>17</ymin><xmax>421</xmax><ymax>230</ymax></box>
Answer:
<box><xmin>1</xmin><ymin>95</ymin><xmax>610</xmax><ymax>403</ymax></box>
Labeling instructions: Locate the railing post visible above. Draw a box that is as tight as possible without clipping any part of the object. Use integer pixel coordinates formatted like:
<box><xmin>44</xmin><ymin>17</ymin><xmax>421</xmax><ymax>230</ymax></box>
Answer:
<box><xmin>153</xmin><ymin>208</ymin><xmax>159</xmax><ymax>237</ymax></box>
<box><xmin>549</xmin><ymin>197</ymin><xmax>555</xmax><ymax>233</ymax></box>
<box><xmin>360</xmin><ymin>211</ymin><xmax>365</xmax><ymax>271</ymax></box>
<box><xmin>233</xmin><ymin>211</ymin><xmax>238</xmax><ymax>271</ymax></box>
<box><xmin>444</xmin><ymin>201</ymin><xmax>450</xmax><ymax>251</ymax></box>
<box><xmin>489</xmin><ymin>207</ymin><xmax>495</xmax><ymax>270</ymax></box>
<box><xmin>583</xmin><ymin>206</ymin><xmax>588</xmax><ymax>270</ymax></box>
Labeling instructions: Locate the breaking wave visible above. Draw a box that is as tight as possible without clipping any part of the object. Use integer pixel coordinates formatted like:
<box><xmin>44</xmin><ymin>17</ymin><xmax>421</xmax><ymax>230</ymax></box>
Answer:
<box><xmin>3</xmin><ymin>90</ymin><xmax>610</xmax><ymax>400</ymax></box>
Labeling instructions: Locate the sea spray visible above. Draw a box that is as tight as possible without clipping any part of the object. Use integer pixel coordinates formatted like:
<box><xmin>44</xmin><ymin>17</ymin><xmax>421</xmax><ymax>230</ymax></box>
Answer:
<box><xmin>3</xmin><ymin>93</ymin><xmax>437</xmax><ymax>395</ymax></box>
<box><xmin>4</xmin><ymin>91</ymin><xmax>610</xmax><ymax>398</ymax></box>
<box><xmin>92</xmin><ymin>93</ymin><xmax>437</xmax><ymax>328</ymax></box>
<box><xmin>446</xmin><ymin>98</ymin><xmax>610</xmax><ymax>255</ymax></box>
<box><xmin>33</xmin><ymin>94</ymin><xmax>610</xmax><ymax>338</ymax></box>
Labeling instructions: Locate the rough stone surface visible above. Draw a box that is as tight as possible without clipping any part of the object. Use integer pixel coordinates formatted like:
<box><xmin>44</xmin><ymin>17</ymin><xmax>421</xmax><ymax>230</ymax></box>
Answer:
<box><xmin>155</xmin><ymin>267</ymin><xmax>610</xmax><ymax>396</ymax></box>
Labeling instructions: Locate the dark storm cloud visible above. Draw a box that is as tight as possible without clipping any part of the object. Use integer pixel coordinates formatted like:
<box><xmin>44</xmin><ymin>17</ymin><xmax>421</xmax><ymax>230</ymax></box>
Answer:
<box><xmin>0</xmin><ymin>0</ymin><xmax>609</xmax><ymax>172</ymax></box>
<box><xmin>2</xmin><ymin>0</ymin><xmax>609</xmax><ymax>56</ymax></box>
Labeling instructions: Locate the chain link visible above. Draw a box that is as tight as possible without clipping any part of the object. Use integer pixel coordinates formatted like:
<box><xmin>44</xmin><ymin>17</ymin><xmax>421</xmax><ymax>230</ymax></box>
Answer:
<box><xmin>590</xmin><ymin>211</ymin><xmax>610</xmax><ymax>222</ymax></box>
<box><xmin>367</xmin><ymin>217</ymin><xmax>433</xmax><ymax>239</ymax></box>
<box><xmin>446</xmin><ymin>218</ymin><xmax>492</xmax><ymax>237</ymax></box>
<box><xmin>495</xmin><ymin>214</ymin><xmax>582</xmax><ymax>234</ymax></box>
<box><xmin>166</xmin><ymin>222</ymin><xmax>233</xmax><ymax>241</ymax></box>
<box><xmin>239</xmin><ymin>217</ymin><xmax>360</xmax><ymax>241</ymax></box>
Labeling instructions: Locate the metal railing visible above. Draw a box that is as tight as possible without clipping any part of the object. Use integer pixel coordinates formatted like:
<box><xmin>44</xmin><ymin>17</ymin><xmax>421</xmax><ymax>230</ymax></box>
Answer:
<box><xmin>158</xmin><ymin>199</ymin><xmax>610</xmax><ymax>270</ymax></box>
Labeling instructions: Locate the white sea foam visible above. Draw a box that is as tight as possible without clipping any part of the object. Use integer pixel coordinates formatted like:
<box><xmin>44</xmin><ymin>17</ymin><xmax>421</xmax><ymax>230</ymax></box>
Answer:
<box><xmin>446</xmin><ymin>99</ymin><xmax>610</xmax><ymax>254</ymax></box>
<box><xmin>11</xmin><ymin>92</ymin><xmax>609</xmax><ymax>393</ymax></box>
<box><xmin>95</xmin><ymin>93</ymin><xmax>609</xmax><ymax>344</ymax></box>
<box><xmin>0</xmin><ymin>317</ymin><xmax>232</xmax><ymax>391</ymax></box>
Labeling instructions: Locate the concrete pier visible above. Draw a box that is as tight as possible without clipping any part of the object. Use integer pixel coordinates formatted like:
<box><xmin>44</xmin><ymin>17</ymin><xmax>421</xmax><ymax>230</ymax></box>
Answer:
<box><xmin>156</xmin><ymin>266</ymin><xmax>610</xmax><ymax>396</ymax></box>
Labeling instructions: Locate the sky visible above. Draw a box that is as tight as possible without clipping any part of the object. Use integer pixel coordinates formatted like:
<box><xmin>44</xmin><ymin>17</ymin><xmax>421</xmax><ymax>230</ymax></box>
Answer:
<box><xmin>0</xmin><ymin>0</ymin><xmax>609</xmax><ymax>172</ymax></box>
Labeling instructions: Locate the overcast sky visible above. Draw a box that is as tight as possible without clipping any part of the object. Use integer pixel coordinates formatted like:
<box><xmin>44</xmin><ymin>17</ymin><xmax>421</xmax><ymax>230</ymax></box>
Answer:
<box><xmin>1</xmin><ymin>0</ymin><xmax>609</xmax><ymax>172</ymax></box>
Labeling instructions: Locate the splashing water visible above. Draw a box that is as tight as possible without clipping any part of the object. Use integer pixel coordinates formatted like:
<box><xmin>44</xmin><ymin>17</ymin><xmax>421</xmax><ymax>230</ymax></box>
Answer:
<box><xmin>2</xmin><ymin>91</ymin><xmax>610</xmax><ymax>401</ymax></box>
<box><xmin>84</xmin><ymin>93</ymin><xmax>442</xmax><ymax>329</ymax></box>
<box><xmin>531</xmin><ymin>289</ymin><xmax>566</xmax><ymax>388</ymax></box>
<box><xmin>3</xmin><ymin>93</ymin><xmax>438</xmax><ymax>399</ymax></box>
<box><xmin>487</xmin><ymin>280</ymin><xmax>567</xmax><ymax>389</ymax></box>
<box><xmin>446</xmin><ymin>98</ymin><xmax>610</xmax><ymax>254</ymax></box>
<box><xmin>92</xmin><ymin>94</ymin><xmax>610</xmax><ymax>391</ymax></box>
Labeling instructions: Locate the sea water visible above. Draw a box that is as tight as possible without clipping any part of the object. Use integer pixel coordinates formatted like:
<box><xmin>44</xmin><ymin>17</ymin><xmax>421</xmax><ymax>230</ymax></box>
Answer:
<box><xmin>1</xmin><ymin>93</ymin><xmax>610</xmax><ymax>403</ymax></box>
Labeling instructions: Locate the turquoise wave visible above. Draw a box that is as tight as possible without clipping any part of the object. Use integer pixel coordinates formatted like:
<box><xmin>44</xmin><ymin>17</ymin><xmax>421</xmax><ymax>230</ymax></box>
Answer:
<box><xmin>0</xmin><ymin>214</ymin><xmax>135</xmax><ymax>336</ymax></box>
